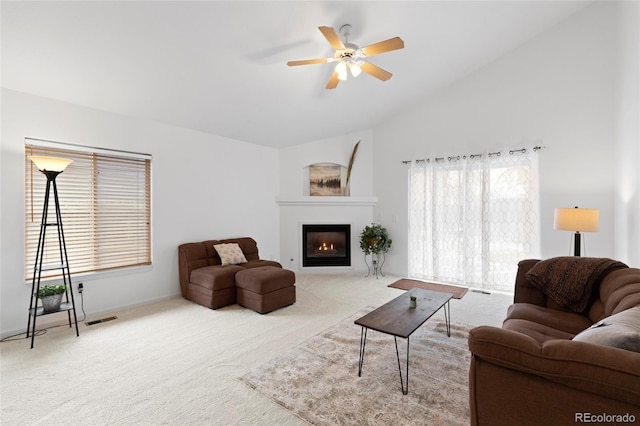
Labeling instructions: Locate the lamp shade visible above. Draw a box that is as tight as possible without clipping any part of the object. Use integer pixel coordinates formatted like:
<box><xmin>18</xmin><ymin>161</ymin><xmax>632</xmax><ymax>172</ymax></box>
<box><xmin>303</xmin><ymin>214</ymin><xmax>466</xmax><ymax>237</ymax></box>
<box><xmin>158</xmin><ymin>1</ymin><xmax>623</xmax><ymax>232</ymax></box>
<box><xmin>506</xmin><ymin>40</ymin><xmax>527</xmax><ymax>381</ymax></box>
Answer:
<box><xmin>335</xmin><ymin>61</ymin><xmax>348</xmax><ymax>81</ymax></box>
<box><xmin>30</xmin><ymin>156</ymin><xmax>73</xmax><ymax>172</ymax></box>
<box><xmin>348</xmin><ymin>60</ymin><xmax>363</xmax><ymax>77</ymax></box>
<box><xmin>554</xmin><ymin>207</ymin><xmax>600</xmax><ymax>232</ymax></box>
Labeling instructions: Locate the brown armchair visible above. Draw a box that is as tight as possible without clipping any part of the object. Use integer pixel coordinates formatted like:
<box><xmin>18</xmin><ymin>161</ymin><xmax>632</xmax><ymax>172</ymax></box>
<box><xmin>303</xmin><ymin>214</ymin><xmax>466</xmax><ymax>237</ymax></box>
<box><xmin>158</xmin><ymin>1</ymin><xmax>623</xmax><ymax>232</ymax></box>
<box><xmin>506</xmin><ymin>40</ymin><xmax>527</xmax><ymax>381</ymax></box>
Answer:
<box><xmin>178</xmin><ymin>237</ymin><xmax>281</xmax><ymax>309</ymax></box>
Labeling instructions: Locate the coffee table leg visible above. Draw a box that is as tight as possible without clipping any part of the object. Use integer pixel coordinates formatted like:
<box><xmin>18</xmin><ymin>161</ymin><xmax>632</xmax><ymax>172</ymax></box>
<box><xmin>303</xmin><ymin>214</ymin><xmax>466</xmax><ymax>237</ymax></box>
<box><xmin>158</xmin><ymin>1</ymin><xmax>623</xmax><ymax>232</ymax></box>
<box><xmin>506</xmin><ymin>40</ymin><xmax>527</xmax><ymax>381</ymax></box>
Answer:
<box><xmin>358</xmin><ymin>327</ymin><xmax>368</xmax><ymax>376</ymax></box>
<box><xmin>444</xmin><ymin>300</ymin><xmax>451</xmax><ymax>337</ymax></box>
<box><xmin>394</xmin><ymin>336</ymin><xmax>410</xmax><ymax>395</ymax></box>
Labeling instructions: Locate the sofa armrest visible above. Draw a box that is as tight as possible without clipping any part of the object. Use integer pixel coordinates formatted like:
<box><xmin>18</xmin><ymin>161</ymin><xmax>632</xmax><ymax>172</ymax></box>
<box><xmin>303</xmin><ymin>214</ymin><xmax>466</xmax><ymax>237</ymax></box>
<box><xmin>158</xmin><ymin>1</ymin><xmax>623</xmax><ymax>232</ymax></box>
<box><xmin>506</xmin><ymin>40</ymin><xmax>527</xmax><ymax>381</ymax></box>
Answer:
<box><xmin>513</xmin><ymin>259</ymin><xmax>546</xmax><ymax>305</ymax></box>
<box><xmin>468</xmin><ymin>325</ymin><xmax>640</xmax><ymax>406</ymax></box>
<box><xmin>178</xmin><ymin>242</ymin><xmax>210</xmax><ymax>297</ymax></box>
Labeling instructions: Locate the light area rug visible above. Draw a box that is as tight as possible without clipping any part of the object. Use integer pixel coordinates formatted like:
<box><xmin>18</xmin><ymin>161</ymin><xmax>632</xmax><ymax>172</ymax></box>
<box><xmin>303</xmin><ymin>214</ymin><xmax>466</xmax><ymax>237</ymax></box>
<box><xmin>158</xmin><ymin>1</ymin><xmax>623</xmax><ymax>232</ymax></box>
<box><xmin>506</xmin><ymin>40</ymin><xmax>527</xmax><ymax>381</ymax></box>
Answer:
<box><xmin>240</xmin><ymin>307</ymin><xmax>472</xmax><ymax>425</ymax></box>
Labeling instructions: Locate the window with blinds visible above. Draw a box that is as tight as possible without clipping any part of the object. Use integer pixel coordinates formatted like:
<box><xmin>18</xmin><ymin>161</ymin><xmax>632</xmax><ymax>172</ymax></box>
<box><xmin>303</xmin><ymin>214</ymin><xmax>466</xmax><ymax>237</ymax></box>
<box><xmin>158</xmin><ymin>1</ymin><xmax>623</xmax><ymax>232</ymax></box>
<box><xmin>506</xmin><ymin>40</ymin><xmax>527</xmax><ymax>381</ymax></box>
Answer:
<box><xmin>25</xmin><ymin>140</ymin><xmax>152</xmax><ymax>281</ymax></box>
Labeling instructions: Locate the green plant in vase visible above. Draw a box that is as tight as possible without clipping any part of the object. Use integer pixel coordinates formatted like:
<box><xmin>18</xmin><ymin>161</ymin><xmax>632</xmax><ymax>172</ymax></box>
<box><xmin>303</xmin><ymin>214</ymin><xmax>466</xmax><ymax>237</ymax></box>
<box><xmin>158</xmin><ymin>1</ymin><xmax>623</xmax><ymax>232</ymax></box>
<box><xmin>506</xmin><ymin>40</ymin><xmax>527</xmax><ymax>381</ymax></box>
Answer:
<box><xmin>360</xmin><ymin>223</ymin><xmax>392</xmax><ymax>278</ymax></box>
<box><xmin>410</xmin><ymin>295</ymin><xmax>417</xmax><ymax>308</ymax></box>
<box><xmin>36</xmin><ymin>284</ymin><xmax>67</xmax><ymax>313</ymax></box>
<box><xmin>359</xmin><ymin>223</ymin><xmax>392</xmax><ymax>255</ymax></box>
<box><xmin>36</xmin><ymin>284</ymin><xmax>67</xmax><ymax>298</ymax></box>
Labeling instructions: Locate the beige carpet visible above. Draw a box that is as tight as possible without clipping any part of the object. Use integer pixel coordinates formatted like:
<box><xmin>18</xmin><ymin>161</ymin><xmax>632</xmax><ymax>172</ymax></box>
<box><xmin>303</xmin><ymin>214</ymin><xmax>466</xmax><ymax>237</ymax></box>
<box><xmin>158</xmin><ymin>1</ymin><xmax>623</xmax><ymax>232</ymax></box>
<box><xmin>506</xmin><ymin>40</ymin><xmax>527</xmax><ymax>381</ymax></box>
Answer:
<box><xmin>388</xmin><ymin>279</ymin><xmax>468</xmax><ymax>299</ymax></box>
<box><xmin>1</xmin><ymin>273</ymin><xmax>511</xmax><ymax>425</ymax></box>
<box><xmin>240</xmin><ymin>308</ymin><xmax>472</xmax><ymax>425</ymax></box>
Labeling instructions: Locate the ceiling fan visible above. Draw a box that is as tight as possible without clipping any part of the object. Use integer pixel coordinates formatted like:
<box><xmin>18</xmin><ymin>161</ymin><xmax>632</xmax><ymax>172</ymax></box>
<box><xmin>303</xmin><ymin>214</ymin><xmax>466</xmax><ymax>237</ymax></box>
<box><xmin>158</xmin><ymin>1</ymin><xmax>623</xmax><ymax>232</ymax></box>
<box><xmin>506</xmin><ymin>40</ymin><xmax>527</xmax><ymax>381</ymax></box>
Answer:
<box><xmin>287</xmin><ymin>24</ymin><xmax>404</xmax><ymax>89</ymax></box>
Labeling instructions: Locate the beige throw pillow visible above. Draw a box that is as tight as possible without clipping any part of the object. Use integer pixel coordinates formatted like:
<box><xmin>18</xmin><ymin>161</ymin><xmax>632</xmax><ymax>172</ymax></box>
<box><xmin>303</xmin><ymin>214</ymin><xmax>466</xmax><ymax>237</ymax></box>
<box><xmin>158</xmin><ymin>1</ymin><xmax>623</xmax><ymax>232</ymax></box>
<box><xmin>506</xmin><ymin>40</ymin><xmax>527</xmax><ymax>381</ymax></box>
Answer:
<box><xmin>572</xmin><ymin>306</ymin><xmax>640</xmax><ymax>352</ymax></box>
<box><xmin>214</xmin><ymin>243</ymin><xmax>247</xmax><ymax>265</ymax></box>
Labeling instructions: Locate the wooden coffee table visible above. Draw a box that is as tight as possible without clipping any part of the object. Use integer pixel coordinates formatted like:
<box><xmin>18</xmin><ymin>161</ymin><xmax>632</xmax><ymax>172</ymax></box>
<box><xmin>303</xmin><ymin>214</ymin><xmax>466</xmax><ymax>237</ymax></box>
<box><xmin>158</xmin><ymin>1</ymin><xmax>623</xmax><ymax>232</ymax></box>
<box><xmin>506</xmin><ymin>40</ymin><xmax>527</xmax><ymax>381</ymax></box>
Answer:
<box><xmin>354</xmin><ymin>288</ymin><xmax>452</xmax><ymax>395</ymax></box>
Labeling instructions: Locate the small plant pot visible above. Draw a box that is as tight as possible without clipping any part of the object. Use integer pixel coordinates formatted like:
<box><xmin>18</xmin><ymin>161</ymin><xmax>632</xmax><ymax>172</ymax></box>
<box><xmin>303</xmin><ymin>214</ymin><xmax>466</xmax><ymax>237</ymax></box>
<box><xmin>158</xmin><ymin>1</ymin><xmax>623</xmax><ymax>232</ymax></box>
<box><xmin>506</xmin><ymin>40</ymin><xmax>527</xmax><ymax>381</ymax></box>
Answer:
<box><xmin>41</xmin><ymin>293</ymin><xmax>64</xmax><ymax>313</ymax></box>
<box><xmin>409</xmin><ymin>297</ymin><xmax>417</xmax><ymax>309</ymax></box>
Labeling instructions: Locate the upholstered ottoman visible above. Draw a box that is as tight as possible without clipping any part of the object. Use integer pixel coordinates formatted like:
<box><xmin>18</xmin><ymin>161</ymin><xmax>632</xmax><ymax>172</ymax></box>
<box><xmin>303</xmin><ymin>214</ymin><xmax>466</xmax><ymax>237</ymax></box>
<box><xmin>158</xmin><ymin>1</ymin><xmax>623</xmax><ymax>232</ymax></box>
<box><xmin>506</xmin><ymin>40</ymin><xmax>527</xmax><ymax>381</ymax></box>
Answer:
<box><xmin>189</xmin><ymin>265</ymin><xmax>244</xmax><ymax>309</ymax></box>
<box><xmin>234</xmin><ymin>266</ymin><xmax>296</xmax><ymax>314</ymax></box>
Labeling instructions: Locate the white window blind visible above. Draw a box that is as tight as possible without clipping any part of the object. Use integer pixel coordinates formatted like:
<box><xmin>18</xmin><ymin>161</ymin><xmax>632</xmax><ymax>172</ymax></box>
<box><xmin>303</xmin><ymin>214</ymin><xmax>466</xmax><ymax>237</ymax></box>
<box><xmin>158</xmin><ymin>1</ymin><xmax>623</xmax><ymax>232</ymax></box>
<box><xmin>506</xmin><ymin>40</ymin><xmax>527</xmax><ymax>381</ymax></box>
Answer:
<box><xmin>25</xmin><ymin>140</ymin><xmax>152</xmax><ymax>280</ymax></box>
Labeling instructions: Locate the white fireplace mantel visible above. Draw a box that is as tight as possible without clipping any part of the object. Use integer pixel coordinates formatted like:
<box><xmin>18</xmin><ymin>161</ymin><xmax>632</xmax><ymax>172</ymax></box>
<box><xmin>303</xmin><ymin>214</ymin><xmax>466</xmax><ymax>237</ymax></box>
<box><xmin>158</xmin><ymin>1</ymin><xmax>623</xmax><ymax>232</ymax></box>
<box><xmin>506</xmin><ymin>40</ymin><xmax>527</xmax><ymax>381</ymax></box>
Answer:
<box><xmin>277</xmin><ymin>195</ymin><xmax>377</xmax><ymax>271</ymax></box>
<box><xmin>275</xmin><ymin>196</ymin><xmax>378</xmax><ymax>207</ymax></box>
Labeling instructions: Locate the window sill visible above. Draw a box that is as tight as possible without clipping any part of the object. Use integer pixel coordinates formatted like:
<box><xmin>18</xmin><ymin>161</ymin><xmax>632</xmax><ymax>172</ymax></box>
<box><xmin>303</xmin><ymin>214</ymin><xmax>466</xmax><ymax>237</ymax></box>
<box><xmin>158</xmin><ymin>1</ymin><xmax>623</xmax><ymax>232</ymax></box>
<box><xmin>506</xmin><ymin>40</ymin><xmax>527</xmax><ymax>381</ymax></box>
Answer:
<box><xmin>24</xmin><ymin>264</ymin><xmax>153</xmax><ymax>287</ymax></box>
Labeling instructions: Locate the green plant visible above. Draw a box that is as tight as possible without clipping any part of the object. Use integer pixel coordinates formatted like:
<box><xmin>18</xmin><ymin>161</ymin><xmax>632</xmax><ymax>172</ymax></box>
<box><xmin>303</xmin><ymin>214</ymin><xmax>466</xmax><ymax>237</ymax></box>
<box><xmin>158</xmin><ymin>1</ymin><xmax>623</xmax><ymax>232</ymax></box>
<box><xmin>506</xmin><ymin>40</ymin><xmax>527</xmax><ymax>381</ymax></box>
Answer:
<box><xmin>359</xmin><ymin>223</ymin><xmax>392</xmax><ymax>255</ymax></box>
<box><xmin>410</xmin><ymin>296</ymin><xmax>417</xmax><ymax>301</ymax></box>
<box><xmin>36</xmin><ymin>284</ymin><xmax>66</xmax><ymax>298</ymax></box>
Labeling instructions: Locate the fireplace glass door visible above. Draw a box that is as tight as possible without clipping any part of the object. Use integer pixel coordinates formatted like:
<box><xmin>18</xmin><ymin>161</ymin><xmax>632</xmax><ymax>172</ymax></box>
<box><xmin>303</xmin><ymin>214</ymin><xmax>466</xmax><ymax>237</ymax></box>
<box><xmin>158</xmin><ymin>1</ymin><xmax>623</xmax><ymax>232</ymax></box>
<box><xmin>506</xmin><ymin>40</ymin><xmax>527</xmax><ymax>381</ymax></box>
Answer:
<box><xmin>302</xmin><ymin>224</ymin><xmax>351</xmax><ymax>267</ymax></box>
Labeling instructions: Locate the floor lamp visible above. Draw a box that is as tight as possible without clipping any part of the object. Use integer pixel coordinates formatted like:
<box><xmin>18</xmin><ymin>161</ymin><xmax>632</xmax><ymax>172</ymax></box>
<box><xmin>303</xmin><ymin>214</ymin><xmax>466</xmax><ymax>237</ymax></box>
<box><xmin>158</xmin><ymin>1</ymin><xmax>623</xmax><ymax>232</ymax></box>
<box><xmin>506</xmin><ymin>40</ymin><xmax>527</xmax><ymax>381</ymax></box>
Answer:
<box><xmin>27</xmin><ymin>156</ymin><xmax>79</xmax><ymax>348</ymax></box>
<box><xmin>554</xmin><ymin>207</ymin><xmax>600</xmax><ymax>256</ymax></box>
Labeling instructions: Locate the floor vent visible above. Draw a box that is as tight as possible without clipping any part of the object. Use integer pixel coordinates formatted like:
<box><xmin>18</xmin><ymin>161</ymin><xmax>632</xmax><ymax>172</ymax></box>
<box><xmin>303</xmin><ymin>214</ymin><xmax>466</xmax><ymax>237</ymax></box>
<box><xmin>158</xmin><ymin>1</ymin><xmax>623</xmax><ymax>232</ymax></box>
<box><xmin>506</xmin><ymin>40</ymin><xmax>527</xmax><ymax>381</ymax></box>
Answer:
<box><xmin>85</xmin><ymin>316</ymin><xmax>118</xmax><ymax>326</ymax></box>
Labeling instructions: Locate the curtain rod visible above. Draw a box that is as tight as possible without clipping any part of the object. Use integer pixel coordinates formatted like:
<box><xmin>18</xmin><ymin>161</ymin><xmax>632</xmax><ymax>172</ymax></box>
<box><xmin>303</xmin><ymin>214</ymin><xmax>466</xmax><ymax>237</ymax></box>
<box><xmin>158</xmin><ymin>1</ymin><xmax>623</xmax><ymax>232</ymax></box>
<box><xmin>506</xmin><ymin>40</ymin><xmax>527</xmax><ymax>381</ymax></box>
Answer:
<box><xmin>401</xmin><ymin>145</ymin><xmax>544</xmax><ymax>164</ymax></box>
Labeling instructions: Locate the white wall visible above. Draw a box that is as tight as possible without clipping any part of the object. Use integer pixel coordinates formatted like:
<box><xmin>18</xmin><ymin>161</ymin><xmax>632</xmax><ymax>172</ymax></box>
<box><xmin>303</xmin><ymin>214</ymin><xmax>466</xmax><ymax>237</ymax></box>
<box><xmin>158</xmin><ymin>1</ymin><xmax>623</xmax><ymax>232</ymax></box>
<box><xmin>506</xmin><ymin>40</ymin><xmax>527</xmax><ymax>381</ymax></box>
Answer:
<box><xmin>279</xmin><ymin>130</ymin><xmax>374</xmax><ymax>198</ymax></box>
<box><xmin>614</xmin><ymin>0</ymin><xmax>640</xmax><ymax>265</ymax></box>
<box><xmin>0</xmin><ymin>89</ymin><xmax>280</xmax><ymax>337</ymax></box>
<box><xmin>278</xmin><ymin>130</ymin><xmax>376</xmax><ymax>272</ymax></box>
<box><xmin>372</xmin><ymin>2</ymin><xmax>619</xmax><ymax>276</ymax></box>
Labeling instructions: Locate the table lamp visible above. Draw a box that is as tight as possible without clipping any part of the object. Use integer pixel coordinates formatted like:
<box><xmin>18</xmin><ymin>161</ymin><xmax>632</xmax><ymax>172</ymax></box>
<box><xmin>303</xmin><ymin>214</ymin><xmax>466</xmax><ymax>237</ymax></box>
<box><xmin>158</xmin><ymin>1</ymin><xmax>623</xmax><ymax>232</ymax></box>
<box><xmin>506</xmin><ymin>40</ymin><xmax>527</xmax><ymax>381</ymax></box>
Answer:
<box><xmin>554</xmin><ymin>206</ymin><xmax>600</xmax><ymax>256</ymax></box>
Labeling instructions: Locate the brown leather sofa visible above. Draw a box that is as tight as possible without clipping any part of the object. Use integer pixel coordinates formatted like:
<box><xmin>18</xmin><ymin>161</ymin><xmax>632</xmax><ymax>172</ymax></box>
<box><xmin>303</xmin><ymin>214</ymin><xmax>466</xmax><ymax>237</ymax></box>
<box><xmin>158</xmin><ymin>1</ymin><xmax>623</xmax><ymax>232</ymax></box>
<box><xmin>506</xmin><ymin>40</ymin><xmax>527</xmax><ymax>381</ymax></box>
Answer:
<box><xmin>178</xmin><ymin>237</ymin><xmax>295</xmax><ymax>312</ymax></box>
<box><xmin>468</xmin><ymin>258</ymin><xmax>640</xmax><ymax>426</ymax></box>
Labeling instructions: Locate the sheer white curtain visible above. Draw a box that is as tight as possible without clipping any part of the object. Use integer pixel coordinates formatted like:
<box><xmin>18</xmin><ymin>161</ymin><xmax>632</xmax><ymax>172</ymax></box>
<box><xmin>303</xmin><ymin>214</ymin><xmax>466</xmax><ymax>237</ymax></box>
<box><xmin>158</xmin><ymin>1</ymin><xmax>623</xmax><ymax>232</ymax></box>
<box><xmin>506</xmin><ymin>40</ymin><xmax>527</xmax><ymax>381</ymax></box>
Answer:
<box><xmin>408</xmin><ymin>148</ymin><xmax>540</xmax><ymax>292</ymax></box>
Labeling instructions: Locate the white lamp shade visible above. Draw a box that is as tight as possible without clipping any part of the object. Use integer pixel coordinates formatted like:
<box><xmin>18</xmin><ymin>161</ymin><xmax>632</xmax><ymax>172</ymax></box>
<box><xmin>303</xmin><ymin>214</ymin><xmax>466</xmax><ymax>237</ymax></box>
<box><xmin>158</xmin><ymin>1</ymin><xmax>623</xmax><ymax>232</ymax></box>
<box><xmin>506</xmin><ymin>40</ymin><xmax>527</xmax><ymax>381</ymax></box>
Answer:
<box><xmin>335</xmin><ymin>61</ymin><xmax>348</xmax><ymax>81</ymax></box>
<box><xmin>30</xmin><ymin>156</ymin><xmax>73</xmax><ymax>172</ymax></box>
<box><xmin>348</xmin><ymin>61</ymin><xmax>362</xmax><ymax>77</ymax></box>
<box><xmin>554</xmin><ymin>207</ymin><xmax>600</xmax><ymax>232</ymax></box>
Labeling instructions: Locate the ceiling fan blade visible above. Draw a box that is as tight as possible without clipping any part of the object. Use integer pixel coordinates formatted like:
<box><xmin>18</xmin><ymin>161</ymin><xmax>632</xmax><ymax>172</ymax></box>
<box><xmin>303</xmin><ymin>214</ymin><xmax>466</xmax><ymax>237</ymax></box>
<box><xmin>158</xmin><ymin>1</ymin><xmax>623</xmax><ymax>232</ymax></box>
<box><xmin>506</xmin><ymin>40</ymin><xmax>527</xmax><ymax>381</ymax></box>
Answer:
<box><xmin>319</xmin><ymin>26</ymin><xmax>345</xmax><ymax>51</ymax></box>
<box><xmin>360</xmin><ymin>62</ymin><xmax>392</xmax><ymax>81</ymax></box>
<box><xmin>360</xmin><ymin>37</ymin><xmax>404</xmax><ymax>57</ymax></box>
<box><xmin>325</xmin><ymin>71</ymin><xmax>340</xmax><ymax>89</ymax></box>
<box><xmin>287</xmin><ymin>58</ymin><xmax>331</xmax><ymax>66</ymax></box>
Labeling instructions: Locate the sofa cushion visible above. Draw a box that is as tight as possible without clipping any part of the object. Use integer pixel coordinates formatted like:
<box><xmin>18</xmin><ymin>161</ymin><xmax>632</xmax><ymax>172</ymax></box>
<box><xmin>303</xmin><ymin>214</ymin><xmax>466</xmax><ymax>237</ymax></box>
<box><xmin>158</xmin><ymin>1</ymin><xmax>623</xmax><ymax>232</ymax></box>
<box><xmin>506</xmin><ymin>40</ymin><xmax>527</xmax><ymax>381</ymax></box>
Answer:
<box><xmin>572</xmin><ymin>307</ymin><xmax>640</xmax><ymax>352</ymax></box>
<box><xmin>190</xmin><ymin>264</ymin><xmax>244</xmax><ymax>290</ymax></box>
<box><xmin>243</xmin><ymin>259</ymin><xmax>282</xmax><ymax>269</ymax></box>
<box><xmin>505</xmin><ymin>303</ymin><xmax>592</xmax><ymax>335</ymax></box>
<box><xmin>235</xmin><ymin>266</ymin><xmax>296</xmax><ymax>294</ymax></box>
<box><xmin>226</xmin><ymin>237</ymin><xmax>261</xmax><ymax>262</ymax></box>
<box><xmin>503</xmin><ymin>318</ymin><xmax>576</xmax><ymax>344</ymax></box>
<box><xmin>214</xmin><ymin>243</ymin><xmax>248</xmax><ymax>265</ymax></box>
<box><xmin>598</xmin><ymin>268</ymin><xmax>640</xmax><ymax>317</ymax></box>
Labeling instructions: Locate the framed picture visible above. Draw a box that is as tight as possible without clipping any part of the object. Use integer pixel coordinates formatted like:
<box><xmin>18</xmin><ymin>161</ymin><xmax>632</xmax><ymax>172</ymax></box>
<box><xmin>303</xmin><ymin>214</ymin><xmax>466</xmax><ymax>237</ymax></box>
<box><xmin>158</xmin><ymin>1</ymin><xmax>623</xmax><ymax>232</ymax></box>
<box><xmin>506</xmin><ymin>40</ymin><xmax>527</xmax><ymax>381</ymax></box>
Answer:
<box><xmin>309</xmin><ymin>163</ymin><xmax>342</xmax><ymax>196</ymax></box>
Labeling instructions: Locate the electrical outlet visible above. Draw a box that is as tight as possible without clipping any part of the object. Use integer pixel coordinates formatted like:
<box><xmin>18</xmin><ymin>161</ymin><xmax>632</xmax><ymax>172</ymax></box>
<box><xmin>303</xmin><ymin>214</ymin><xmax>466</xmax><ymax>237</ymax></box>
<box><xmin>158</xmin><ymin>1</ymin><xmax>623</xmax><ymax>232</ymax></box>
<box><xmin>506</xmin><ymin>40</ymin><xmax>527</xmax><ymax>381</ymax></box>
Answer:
<box><xmin>78</xmin><ymin>283</ymin><xmax>84</xmax><ymax>293</ymax></box>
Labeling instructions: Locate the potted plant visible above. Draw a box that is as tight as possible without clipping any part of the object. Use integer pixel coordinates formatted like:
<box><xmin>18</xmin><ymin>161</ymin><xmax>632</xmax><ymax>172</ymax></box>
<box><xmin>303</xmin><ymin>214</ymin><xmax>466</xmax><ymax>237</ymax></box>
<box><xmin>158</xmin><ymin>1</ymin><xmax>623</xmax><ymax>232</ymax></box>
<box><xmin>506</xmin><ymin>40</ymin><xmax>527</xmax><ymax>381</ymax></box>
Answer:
<box><xmin>409</xmin><ymin>295</ymin><xmax>417</xmax><ymax>309</ymax></box>
<box><xmin>359</xmin><ymin>223</ymin><xmax>392</xmax><ymax>255</ymax></box>
<box><xmin>36</xmin><ymin>284</ymin><xmax>66</xmax><ymax>313</ymax></box>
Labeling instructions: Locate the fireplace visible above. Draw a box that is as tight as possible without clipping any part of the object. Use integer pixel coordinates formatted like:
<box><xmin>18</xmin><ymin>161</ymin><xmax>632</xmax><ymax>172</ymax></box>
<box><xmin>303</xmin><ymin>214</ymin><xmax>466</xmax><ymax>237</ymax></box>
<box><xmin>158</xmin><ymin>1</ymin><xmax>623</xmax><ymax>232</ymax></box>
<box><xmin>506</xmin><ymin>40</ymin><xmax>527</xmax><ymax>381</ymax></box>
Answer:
<box><xmin>302</xmin><ymin>224</ymin><xmax>351</xmax><ymax>267</ymax></box>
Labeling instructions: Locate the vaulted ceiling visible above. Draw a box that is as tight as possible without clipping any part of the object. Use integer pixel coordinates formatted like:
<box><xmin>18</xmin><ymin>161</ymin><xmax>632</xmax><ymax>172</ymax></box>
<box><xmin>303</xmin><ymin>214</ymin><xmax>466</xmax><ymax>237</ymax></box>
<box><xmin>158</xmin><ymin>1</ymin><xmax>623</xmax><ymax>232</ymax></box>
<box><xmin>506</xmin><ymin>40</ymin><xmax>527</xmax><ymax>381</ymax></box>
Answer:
<box><xmin>1</xmin><ymin>1</ymin><xmax>590</xmax><ymax>148</ymax></box>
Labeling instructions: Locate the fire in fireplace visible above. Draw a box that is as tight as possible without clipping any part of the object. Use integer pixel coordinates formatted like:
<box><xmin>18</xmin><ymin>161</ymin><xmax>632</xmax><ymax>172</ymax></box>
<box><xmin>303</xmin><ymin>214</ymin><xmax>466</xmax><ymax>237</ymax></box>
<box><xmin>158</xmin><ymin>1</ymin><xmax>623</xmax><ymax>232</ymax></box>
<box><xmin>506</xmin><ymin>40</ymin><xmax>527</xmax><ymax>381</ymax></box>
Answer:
<box><xmin>302</xmin><ymin>224</ymin><xmax>351</xmax><ymax>267</ymax></box>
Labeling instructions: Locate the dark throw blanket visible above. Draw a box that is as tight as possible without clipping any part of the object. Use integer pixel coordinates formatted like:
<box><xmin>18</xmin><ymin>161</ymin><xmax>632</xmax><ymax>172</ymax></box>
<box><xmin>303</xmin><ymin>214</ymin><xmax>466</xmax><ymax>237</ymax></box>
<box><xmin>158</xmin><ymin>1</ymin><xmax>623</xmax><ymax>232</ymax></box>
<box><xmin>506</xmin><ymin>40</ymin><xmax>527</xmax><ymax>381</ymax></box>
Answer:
<box><xmin>526</xmin><ymin>257</ymin><xmax>628</xmax><ymax>312</ymax></box>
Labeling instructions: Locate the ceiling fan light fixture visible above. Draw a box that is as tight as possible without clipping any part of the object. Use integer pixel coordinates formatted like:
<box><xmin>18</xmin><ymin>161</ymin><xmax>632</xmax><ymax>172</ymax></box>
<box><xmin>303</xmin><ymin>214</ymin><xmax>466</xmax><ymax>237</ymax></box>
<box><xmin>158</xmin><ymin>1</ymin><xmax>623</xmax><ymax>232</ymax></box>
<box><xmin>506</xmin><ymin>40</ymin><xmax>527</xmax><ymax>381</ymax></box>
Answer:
<box><xmin>335</xmin><ymin>61</ymin><xmax>348</xmax><ymax>81</ymax></box>
<box><xmin>349</xmin><ymin>60</ymin><xmax>363</xmax><ymax>77</ymax></box>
